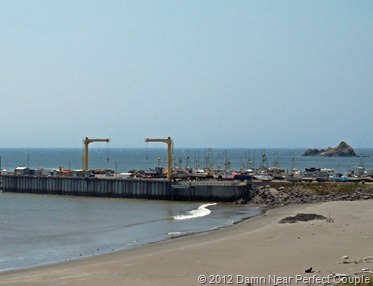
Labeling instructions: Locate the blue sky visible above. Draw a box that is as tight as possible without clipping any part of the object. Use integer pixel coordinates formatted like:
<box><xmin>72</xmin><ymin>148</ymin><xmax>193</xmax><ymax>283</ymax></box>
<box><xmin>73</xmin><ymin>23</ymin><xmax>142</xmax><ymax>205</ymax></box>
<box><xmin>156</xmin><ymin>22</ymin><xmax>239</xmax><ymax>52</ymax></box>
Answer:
<box><xmin>1</xmin><ymin>1</ymin><xmax>372</xmax><ymax>148</ymax></box>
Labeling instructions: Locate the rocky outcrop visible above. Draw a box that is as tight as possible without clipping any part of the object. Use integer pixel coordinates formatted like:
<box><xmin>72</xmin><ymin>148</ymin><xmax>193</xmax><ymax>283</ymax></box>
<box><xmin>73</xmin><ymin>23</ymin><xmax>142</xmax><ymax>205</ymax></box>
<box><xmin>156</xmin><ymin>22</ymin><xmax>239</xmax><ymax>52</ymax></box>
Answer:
<box><xmin>302</xmin><ymin>148</ymin><xmax>321</xmax><ymax>156</ymax></box>
<box><xmin>302</xmin><ymin>141</ymin><xmax>357</xmax><ymax>157</ymax></box>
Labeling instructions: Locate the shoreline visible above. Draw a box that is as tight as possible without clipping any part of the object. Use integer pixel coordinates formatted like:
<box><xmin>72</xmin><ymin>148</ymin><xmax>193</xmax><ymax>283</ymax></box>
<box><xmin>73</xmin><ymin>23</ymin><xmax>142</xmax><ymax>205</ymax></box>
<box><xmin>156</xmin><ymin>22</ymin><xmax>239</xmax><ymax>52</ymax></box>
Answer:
<box><xmin>0</xmin><ymin>203</ymin><xmax>266</xmax><ymax>275</ymax></box>
<box><xmin>0</xmin><ymin>200</ymin><xmax>372</xmax><ymax>285</ymax></box>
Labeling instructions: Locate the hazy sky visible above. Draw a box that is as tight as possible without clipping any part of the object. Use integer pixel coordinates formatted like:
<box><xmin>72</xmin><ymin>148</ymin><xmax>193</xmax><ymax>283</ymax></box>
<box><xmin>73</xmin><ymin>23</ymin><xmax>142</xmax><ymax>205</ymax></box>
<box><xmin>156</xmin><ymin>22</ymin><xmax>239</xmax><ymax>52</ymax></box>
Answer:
<box><xmin>1</xmin><ymin>1</ymin><xmax>372</xmax><ymax>148</ymax></box>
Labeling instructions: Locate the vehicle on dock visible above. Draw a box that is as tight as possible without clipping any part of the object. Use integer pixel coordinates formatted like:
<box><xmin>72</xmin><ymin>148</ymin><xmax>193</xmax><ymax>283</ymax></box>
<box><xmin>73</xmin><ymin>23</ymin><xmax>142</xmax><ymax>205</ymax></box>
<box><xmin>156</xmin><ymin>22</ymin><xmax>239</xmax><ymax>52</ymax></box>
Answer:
<box><xmin>233</xmin><ymin>173</ymin><xmax>252</xmax><ymax>181</ymax></box>
<box><xmin>118</xmin><ymin>173</ymin><xmax>133</xmax><ymax>179</ymax></box>
<box><xmin>213</xmin><ymin>171</ymin><xmax>235</xmax><ymax>180</ymax></box>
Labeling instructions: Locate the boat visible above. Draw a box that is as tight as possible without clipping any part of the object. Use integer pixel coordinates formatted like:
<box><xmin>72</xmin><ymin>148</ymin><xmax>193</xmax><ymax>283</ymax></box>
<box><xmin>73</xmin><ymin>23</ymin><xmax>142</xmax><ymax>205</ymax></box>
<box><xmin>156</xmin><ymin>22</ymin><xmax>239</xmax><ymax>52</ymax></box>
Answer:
<box><xmin>285</xmin><ymin>173</ymin><xmax>302</xmax><ymax>182</ymax></box>
<box><xmin>329</xmin><ymin>176</ymin><xmax>349</xmax><ymax>182</ymax></box>
<box><xmin>213</xmin><ymin>171</ymin><xmax>235</xmax><ymax>180</ymax></box>
<box><xmin>253</xmin><ymin>170</ymin><xmax>273</xmax><ymax>181</ymax></box>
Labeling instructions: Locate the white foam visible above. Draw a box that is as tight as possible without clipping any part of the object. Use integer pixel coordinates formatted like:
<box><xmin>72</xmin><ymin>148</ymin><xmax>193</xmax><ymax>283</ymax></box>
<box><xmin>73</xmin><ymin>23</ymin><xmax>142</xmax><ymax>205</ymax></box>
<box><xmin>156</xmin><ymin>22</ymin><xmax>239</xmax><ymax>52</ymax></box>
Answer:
<box><xmin>173</xmin><ymin>203</ymin><xmax>217</xmax><ymax>220</ymax></box>
<box><xmin>167</xmin><ymin>231</ymin><xmax>183</xmax><ymax>235</ymax></box>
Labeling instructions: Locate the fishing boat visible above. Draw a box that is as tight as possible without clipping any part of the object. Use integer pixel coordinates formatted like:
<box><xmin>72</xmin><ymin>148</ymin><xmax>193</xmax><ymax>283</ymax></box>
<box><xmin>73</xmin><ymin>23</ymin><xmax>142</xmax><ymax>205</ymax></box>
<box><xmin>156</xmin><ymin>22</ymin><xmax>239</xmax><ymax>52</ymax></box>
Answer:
<box><xmin>253</xmin><ymin>170</ymin><xmax>273</xmax><ymax>181</ymax></box>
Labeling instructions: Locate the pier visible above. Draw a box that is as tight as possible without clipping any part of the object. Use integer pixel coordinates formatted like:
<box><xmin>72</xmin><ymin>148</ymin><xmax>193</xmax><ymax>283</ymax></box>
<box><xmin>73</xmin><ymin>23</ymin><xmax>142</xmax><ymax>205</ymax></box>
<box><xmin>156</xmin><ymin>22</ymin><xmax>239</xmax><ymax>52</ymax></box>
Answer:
<box><xmin>0</xmin><ymin>175</ymin><xmax>251</xmax><ymax>202</ymax></box>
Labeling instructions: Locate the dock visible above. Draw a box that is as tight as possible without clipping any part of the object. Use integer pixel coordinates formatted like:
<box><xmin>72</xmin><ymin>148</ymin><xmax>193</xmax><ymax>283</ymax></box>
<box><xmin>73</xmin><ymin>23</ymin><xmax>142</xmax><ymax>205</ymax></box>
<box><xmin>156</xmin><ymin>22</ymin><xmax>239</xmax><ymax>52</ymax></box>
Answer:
<box><xmin>0</xmin><ymin>175</ymin><xmax>251</xmax><ymax>202</ymax></box>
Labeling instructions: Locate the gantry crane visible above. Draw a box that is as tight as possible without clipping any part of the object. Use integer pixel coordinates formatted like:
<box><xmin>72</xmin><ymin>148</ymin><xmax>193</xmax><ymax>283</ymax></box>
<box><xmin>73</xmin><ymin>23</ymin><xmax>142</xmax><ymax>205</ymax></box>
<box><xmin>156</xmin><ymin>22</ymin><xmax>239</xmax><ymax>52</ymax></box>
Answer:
<box><xmin>145</xmin><ymin>136</ymin><xmax>173</xmax><ymax>181</ymax></box>
<box><xmin>82</xmin><ymin>137</ymin><xmax>110</xmax><ymax>171</ymax></box>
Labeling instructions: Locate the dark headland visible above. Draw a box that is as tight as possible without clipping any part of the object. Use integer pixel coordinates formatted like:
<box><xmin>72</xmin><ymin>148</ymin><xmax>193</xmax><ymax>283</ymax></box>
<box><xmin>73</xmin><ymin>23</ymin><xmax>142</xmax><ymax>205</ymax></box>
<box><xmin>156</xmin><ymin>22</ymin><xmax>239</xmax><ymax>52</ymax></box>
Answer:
<box><xmin>302</xmin><ymin>141</ymin><xmax>358</xmax><ymax>157</ymax></box>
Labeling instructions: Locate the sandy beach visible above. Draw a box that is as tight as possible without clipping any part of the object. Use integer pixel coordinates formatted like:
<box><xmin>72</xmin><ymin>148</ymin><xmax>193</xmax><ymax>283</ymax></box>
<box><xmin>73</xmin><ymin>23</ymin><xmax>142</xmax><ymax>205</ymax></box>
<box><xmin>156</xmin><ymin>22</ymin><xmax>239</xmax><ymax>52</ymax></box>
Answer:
<box><xmin>0</xmin><ymin>200</ymin><xmax>372</xmax><ymax>286</ymax></box>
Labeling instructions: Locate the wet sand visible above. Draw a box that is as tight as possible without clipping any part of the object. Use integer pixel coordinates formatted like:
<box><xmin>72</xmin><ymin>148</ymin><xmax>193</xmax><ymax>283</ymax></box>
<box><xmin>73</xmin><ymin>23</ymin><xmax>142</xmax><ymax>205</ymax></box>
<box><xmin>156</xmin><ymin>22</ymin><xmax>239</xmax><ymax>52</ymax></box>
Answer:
<box><xmin>0</xmin><ymin>200</ymin><xmax>372</xmax><ymax>285</ymax></box>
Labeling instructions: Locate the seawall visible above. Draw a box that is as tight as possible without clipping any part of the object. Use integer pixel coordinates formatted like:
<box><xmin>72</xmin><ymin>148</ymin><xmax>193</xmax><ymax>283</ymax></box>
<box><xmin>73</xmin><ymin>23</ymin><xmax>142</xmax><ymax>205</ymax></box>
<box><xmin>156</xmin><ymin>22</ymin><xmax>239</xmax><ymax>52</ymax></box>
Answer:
<box><xmin>1</xmin><ymin>175</ymin><xmax>251</xmax><ymax>202</ymax></box>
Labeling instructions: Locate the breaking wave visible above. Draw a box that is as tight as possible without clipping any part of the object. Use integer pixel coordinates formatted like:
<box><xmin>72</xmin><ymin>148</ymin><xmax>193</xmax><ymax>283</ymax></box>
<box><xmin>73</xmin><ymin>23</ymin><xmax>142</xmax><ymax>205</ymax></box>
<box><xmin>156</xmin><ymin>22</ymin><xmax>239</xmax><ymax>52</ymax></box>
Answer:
<box><xmin>173</xmin><ymin>203</ymin><xmax>217</xmax><ymax>220</ymax></box>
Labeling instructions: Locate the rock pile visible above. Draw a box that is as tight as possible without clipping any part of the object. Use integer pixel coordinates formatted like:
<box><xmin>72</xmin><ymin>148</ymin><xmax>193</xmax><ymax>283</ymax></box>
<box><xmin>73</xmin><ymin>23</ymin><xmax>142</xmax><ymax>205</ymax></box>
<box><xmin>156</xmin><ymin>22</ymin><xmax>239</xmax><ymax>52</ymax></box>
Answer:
<box><xmin>247</xmin><ymin>184</ymin><xmax>373</xmax><ymax>206</ymax></box>
<box><xmin>279</xmin><ymin>213</ymin><xmax>327</xmax><ymax>224</ymax></box>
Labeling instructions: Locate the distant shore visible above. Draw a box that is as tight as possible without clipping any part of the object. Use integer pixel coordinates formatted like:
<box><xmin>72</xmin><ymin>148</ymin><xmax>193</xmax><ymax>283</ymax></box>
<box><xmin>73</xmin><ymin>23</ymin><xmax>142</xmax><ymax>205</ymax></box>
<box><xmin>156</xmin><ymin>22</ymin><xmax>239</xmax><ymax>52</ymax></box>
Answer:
<box><xmin>0</xmin><ymin>199</ymin><xmax>372</xmax><ymax>286</ymax></box>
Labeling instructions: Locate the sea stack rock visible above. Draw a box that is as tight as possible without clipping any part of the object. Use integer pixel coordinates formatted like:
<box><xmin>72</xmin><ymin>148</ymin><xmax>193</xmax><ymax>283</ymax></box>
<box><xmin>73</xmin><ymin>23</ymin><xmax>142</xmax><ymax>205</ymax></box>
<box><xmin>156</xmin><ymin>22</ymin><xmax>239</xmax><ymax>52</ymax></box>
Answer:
<box><xmin>302</xmin><ymin>141</ymin><xmax>358</xmax><ymax>157</ymax></box>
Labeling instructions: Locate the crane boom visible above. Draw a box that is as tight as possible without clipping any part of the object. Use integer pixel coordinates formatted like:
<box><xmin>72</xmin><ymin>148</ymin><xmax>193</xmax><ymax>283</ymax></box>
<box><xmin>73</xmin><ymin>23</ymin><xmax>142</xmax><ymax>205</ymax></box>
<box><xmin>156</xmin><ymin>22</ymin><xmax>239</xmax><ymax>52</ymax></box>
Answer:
<box><xmin>145</xmin><ymin>137</ymin><xmax>173</xmax><ymax>181</ymax></box>
<box><xmin>83</xmin><ymin>137</ymin><xmax>110</xmax><ymax>171</ymax></box>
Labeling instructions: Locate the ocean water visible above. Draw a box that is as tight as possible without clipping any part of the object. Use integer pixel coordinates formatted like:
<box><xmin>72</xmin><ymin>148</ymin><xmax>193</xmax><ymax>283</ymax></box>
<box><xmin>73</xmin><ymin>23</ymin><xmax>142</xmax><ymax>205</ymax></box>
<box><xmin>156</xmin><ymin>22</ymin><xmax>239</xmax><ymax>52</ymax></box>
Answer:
<box><xmin>0</xmin><ymin>147</ymin><xmax>372</xmax><ymax>271</ymax></box>
<box><xmin>0</xmin><ymin>192</ymin><xmax>262</xmax><ymax>272</ymax></box>
<box><xmin>0</xmin><ymin>147</ymin><xmax>372</xmax><ymax>174</ymax></box>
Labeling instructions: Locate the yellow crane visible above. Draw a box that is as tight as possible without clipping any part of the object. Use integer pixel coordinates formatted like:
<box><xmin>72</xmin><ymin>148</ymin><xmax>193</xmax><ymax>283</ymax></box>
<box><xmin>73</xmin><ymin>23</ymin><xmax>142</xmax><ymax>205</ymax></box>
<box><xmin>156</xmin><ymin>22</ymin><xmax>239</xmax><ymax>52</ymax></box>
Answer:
<box><xmin>145</xmin><ymin>136</ymin><xmax>173</xmax><ymax>181</ymax></box>
<box><xmin>82</xmin><ymin>137</ymin><xmax>110</xmax><ymax>171</ymax></box>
